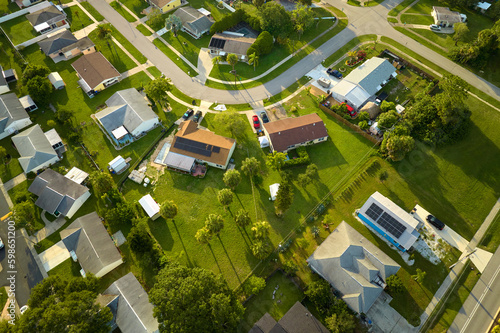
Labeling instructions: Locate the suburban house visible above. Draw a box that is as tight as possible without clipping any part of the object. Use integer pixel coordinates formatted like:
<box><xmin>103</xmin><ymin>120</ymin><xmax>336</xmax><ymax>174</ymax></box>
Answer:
<box><xmin>331</xmin><ymin>57</ymin><xmax>397</xmax><ymax>110</ymax></box>
<box><xmin>26</xmin><ymin>4</ymin><xmax>68</xmax><ymax>35</ymax></box>
<box><xmin>174</xmin><ymin>6</ymin><xmax>214</xmax><ymax>39</ymax></box>
<box><xmin>307</xmin><ymin>221</ymin><xmax>401</xmax><ymax>313</ymax></box>
<box><xmin>38</xmin><ymin>29</ymin><xmax>95</xmax><ymax>62</ymax></box>
<box><xmin>95</xmin><ymin>88</ymin><xmax>160</xmax><ymax>144</ymax></box>
<box><xmin>19</xmin><ymin>0</ymin><xmax>44</xmax><ymax>8</ymax></box>
<box><xmin>44</xmin><ymin>128</ymin><xmax>65</xmax><ymax>156</ymax></box>
<box><xmin>357</xmin><ymin>191</ymin><xmax>422</xmax><ymax>252</ymax></box>
<box><xmin>476</xmin><ymin>2</ymin><xmax>491</xmax><ymax>14</ymax></box>
<box><xmin>101</xmin><ymin>273</ymin><xmax>159</xmax><ymax>333</ymax></box>
<box><xmin>0</xmin><ymin>93</ymin><xmax>32</xmax><ymax>140</ymax></box>
<box><xmin>28</xmin><ymin>169</ymin><xmax>90</xmax><ymax>218</ymax></box>
<box><xmin>2</xmin><ymin>68</ymin><xmax>17</xmax><ymax>85</ymax></box>
<box><xmin>0</xmin><ymin>66</ymin><xmax>10</xmax><ymax>95</ymax></box>
<box><xmin>139</xmin><ymin>194</ymin><xmax>161</xmax><ymax>220</ymax></box>
<box><xmin>147</xmin><ymin>0</ymin><xmax>181</xmax><ymax>13</ymax></box>
<box><xmin>262</xmin><ymin>113</ymin><xmax>328</xmax><ymax>153</ymax></box>
<box><xmin>12</xmin><ymin>125</ymin><xmax>60</xmax><ymax>174</ymax></box>
<box><xmin>208</xmin><ymin>33</ymin><xmax>256</xmax><ymax>61</ymax></box>
<box><xmin>60</xmin><ymin>212</ymin><xmax>123</xmax><ymax>277</ymax></box>
<box><xmin>19</xmin><ymin>95</ymin><xmax>38</xmax><ymax>112</ymax></box>
<box><xmin>72</xmin><ymin>52</ymin><xmax>121</xmax><ymax>97</ymax></box>
<box><xmin>249</xmin><ymin>301</ymin><xmax>329</xmax><ymax>333</ymax></box>
<box><xmin>431</xmin><ymin>6</ymin><xmax>466</xmax><ymax>27</ymax></box>
<box><xmin>167</xmin><ymin>120</ymin><xmax>236</xmax><ymax>169</ymax></box>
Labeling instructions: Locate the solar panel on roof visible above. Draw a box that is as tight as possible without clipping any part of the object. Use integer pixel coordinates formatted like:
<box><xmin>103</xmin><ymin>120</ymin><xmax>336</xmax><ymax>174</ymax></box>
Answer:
<box><xmin>376</xmin><ymin>212</ymin><xmax>406</xmax><ymax>239</ymax></box>
<box><xmin>209</xmin><ymin>38</ymin><xmax>226</xmax><ymax>49</ymax></box>
<box><xmin>365</xmin><ymin>203</ymin><xmax>383</xmax><ymax>221</ymax></box>
<box><xmin>212</xmin><ymin>146</ymin><xmax>220</xmax><ymax>153</ymax></box>
<box><xmin>174</xmin><ymin>137</ymin><xmax>222</xmax><ymax>158</ymax></box>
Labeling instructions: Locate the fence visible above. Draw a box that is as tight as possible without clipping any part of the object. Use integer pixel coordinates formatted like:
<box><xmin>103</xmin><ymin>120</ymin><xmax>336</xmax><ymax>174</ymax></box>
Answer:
<box><xmin>378</xmin><ymin>49</ymin><xmax>436</xmax><ymax>81</ymax></box>
<box><xmin>0</xmin><ymin>1</ymin><xmax>52</xmax><ymax>24</ymax></box>
<box><xmin>14</xmin><ymin>23</ymin><xmax>70</xmax><ymax>49</ymax></box>
<box><xmin>319</xmin><ymin>104</ymin><xmax>382</xmax><ymax>145</ymax></box>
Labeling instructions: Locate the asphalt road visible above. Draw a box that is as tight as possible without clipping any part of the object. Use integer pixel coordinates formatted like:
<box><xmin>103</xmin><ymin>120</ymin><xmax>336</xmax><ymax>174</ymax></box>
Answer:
<box><xmin>448</xmin><ymin>245</ymin><xmax>500</xmax><ymax>333</ymax></box>
<box><xmin>0</xmin><ymin>219</ymin><xmax>44</xmax><ymax>307</ymax></box>
<box><xmin>0</xmin><ymin>190</ymin><xmax>9</xmax><ymax>219</ymax></box>
<box><xmin>88</xmin><ymin>0</ymin><xmax>500</xmax><ymax>104</ymax></box>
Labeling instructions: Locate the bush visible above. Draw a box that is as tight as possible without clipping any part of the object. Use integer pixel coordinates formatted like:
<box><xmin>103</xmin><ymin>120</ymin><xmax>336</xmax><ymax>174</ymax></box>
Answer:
<box><xmin>358</xmin><ymin>111</ymin><xmax>370</xmax><ymax>122</ymax></box>
<box><xmin>210</xmin><ymin>9</ymin><xmax>261</xmax><ymax>34</ymax></box>
<box><xmin>385</xmin><ymin>275</ymin><xmax>403</xmax><ymax>294</ymax></box>
<box><xmin>283</xmin><ymin>146</ymin><xmax>310</xmax><ymax>167</ymax></box>
<box><xmin>282</xmin><ymin>260</ymin><xmax>298</xmax><ymax>276</ymax></box>
<box><xmin>129</xmin><ymin>226</ymin><xmax>154</xmax><ymax>253</ymax></box>
<box><xmin>359</xmin><ymin>120</ymin><xmax>369</xmax><ymax>130</ymax></box>
<box><xmin>247</xmin><ymin>31</ymin><xmax>274</xmax><ymax>57</ymax></box>
<box><xmin>243</xmin><ymin>276</ymin><xmax>266</xmax><ymax>295</ymax></box>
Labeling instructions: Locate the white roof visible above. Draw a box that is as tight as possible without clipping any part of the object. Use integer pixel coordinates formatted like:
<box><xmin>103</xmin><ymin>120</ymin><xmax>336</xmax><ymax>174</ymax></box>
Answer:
<box><xmin>109</xmin><ymin>155</ymin><xmax>125</xmax><ymax>168</ymax></box>
<box><xmin>395</xmin><ymin>104</ymin><xmax>405</xmax><ymax>114</ymax></box>
<box><xmin>19</xmin><ymin>95</ymin><xmax>36</xmax><ymax>108</ymax></box>
<box><xmin>139</xmin><ymin>194</ymin><xmax>160</xmax><ymax>218</ymax></box>
<box><xmin>259</xmin><ymin>136</ymin><xmax>269</xmax><ymax>148</ymax></box>
<box><xmin>34</xmin><ymin>22</ymin><xmax>50</xmax><ymax>32</ymax></box>
<box><xmin>164</xmin><ymin>151</ymin><xmax>195</xmax><ymax>172</ymax></box>
<box><xmin>112</xmin><ymin>126</ymin><xmax>128</xmax><ymax>140</ymax></box>
<box><xmin>65</xmin><ymin>167</ymin><xmax>89</xmax><ymax>184</ymax></box>
<box><xmin>477</xmin><ymin>2</ymin><xmax>491</xmax><ymax>10</ymax></box>
<box><xmin>331</xmin><ymin>80</ymin><xmax>371</xmax><ymax>109</ymax></box>
<box><xmin>197</xmin><ymin>7</ymin><xmax>211</xmax><ymax>16</ymax></box>
<box><xmin>359</xmin><ymin>191</ymin><xmax>421</xmax><ymax>250</ymax></box>
<box><xmin>269</xmin><ymin>183</ymin><xmax>280</xmax><ymax>201</ymax></box>
<box><xmin>48</xmin><ymin>72</ymin><xmax>63</xmax><ymax>83</ymax></box>
<box><xmin>44</xmin><ymin>128</ymin><xmax>62</xmax><ymax>146</ymax></box>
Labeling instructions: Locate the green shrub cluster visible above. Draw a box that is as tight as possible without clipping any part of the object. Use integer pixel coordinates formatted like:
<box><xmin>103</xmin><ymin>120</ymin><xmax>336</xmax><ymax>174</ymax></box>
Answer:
<box><xmin>283</xmin><ymin>146</ymin><xmax>310</xmax><ymax>167</ymax></box>
<box><xmin>247</xmin><ymin>31</ymin><xmax>274</xmax><ymax>57</ymax></box>
<box><xmin>210</xmin><ymin>9</ymin><xmax>261</xmax><ymax>35</ymax></box>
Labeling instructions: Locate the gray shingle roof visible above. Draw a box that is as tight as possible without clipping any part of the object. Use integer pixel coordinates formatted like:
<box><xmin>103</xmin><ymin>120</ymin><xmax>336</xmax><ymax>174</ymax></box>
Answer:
<box><xmin>95</xmin><ymin>88</ymin><xmax>157</xmax><ymax>135</ymax></box>
<box><xmin>103</xmin><ymin>272</ymin><xmax>159</xmax><ymax>333</ymax></box>
<box><xmin>0</xmin><ymin>93</ymin><xmax>29</xmax><ymax>135</ymax></box>
<box><xmin>28</xmin><ymin>169</ymin><xmax>89</xmax><ymax>216</ymax></box>
<box><xmin>38</xmin><ymin>30</ymin><xmax>77</xmax><ymax>55</ymax></box>
<box><xmin>343</xmin><ymin>57</ymin><xmax>396</xmax><ymax>96</ymax></box>
<box><xmin>175</xmin><ymin>7</ymin><xmax>213</xmax><ymax>36</ymax></box>
<box><xmin>0</xmin><ymin>65</ymin><xmax>8</xmax><ymax>87</ymax></box>
<box><xmin>11</xmin><ymin>125</ymin><xmax>58</xmax><ymax>173</ymax></box>
<box><xmin>26</xmin><ymin>5</ymin><xmax>66</xmax><ymax>27</ymax></box>
<box><xmin>60</xmin><ymin>212</ymin><xmax>122</xmax><ymax>276</ymax></box>
<box><xmin>307</xmin><ymin>221</ymin><xmax>400</xmax><ymax>313</ymax></box>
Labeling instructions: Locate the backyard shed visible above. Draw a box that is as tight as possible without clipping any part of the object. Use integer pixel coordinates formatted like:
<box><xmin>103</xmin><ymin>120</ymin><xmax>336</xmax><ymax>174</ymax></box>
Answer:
<box><xmin>108</xmin><ymin>156</ymin><xmax>127</xmax><ymax>174</ymax></box>
<box><xmin>139</xmin><ymin>194</ymin><xmax>161</xmax><ymax>220</ymax></box>
<box><xmin>48</xmin><ymin>72</ymin><xmax>65</xmax><ymax>90</ymax></box>
<box><xmin>360</xmin><ymin>102</ymin><xmax>380</xmax><ymax>120</ymax></box>
<box><xmin>269</xmin><ymin>183</ymin><xmax>280</xmax><ymax>201</ymax></box>
<box><xmin>19</xmin><ymin>95</ymin><xmax>38</xmax><ymax>112</ymax></box>
<box><xmin>370</xmin><ymin>122</ymin><xmax>381</xmax><ymax>135</ymax></box>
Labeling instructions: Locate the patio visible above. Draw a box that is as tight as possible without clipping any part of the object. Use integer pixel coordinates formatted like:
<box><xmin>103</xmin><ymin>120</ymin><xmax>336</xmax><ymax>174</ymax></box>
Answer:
<box><xmin>192</xmin><ymin>163</ymin><xmax>207</xmax><ymax>177</ymax></box>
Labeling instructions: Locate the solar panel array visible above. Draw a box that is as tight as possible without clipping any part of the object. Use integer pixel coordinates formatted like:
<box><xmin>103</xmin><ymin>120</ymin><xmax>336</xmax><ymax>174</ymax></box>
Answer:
<box><xmin>364</xmin><ymin>203</ymin><xmax>407</xmax><ymax>239</ymax></box>
<box><xmin>365</xmin><ymin>203</ymin><xmax>383</xmax><ymax>221</ymax></box>
<box><xmin>173</xmin><ymin>137</ymin><xmax>221</xmax><ymax>157</ymax></box>
<box><xmin>209</xmin><ymin>38</ymin><xmax>226</xmax><ymax>49</ymax></box>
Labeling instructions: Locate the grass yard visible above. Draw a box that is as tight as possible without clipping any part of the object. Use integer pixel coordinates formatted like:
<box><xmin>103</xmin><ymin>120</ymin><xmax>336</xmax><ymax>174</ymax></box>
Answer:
<box><xmin>0</xmin><ymin>15</ymin><xmax>37</xmax><ymax>45</ymax></box>
<box><xmin>428</xmin><ymin>262</ymin><xmax>481</xmax><ymax>332</ymax></box>
<box><xmin>0</xmin><ymin>1</ymin><xmax>20</xmax><ymax>14</ymax></box>
<box><xmin>405</xmin><ymin>0</ymin><xmax>437</xmax><ymax>14</ymax></box>
<box><xmin>377</xmin><ymin>65</ymin><xmax>431</xmax><ymax>104</ymax></box>
<box><xmin>388</xmin><ymin>17</ymin><xmax>399</xmax><ymax>23</ymax></box>
<box><xmin>136</xmin><ymin>23</ymin><xmax>152</xmax><ymax>36</ymax></box>
<box><xmin>322</xmin><ymin>34</ymin><xmax>377</xmax><ymax>67</ymax></box>
<box><xmin>188</xmin><ymin>0</ymin><xmax>231</xmax><ymax>21</ymax></box>
<box><xmin>64</xmin><ymin>5</ymin><xmax>93</xmax><ymax>32</ymax></box>
<box><xmin>161</xmin><ymin>31</ymin><xmax>211</xmax><ymax>67</ymax></box>
<box><xmin>400</xmin><ymin>14</ymin><xmax>434</xmax><ymax>25</ymax></box>
<box><xmin>110</xmin><ymin>1</ymin><xmax>136</xmax><ymax>22</ymax></box>
<box><xmin>120</xmin><ymin>0</ymin><xmax>149</xmax><ymax>18</ymax></box>
<box><xmin>209</xmin><ymin>102</ymin><xmax>251</xmax><ymax>111</ymax></box>
<box><xmin>0</xmin><ymin>288</ymin><xmax>7</xmax><ymax>313</ymax></box>
<box><xmin>88</xmin><ymin>26</ymin><xmax>137</xmax><ymax>72</ymax></box>
<box><xmin>107</xmin><ymin>24</ymin><xmax>147</xmax><ymax>64</ymax></box>
<box><xmin>410</xmin><ymin>28</ymin><xmax>456</xmax><ymax>50</ymax></box>
<box><xmin>147</xmin><ymin>66</ymin><xmax>162</xmax><ymax>78</ymax></box>
<box><xmin>153</xmin><ymin>38</ymin><xmax>197</xmax><ymax>76</ymax></box>
<box><xmin>170</xmin><ymin>85</ymin><xmax>200</xmax><ymax>106</ymax></box>
<box><xmin>48</xmin><ymin>258</ymin><xmax>82</xmax><ymax>278</ymax></box>
<box><xmin>239</xmin><ymin>271</ymin><xmax>304</xmax><ymax>332</ymax></box>
<box><xmin>0</xmin><ymin>136</ymin><xmax>24</xmax><ymax>182</ymax></box>
<box><xmin>388</xmin><ymin>0</ymin><xmax>415</xmax><ymax>16</ymax></box>
<box><xmin>8</xmin><ymin>181</ymin><xmax>45</xmax><ymax>234</ymax></box>
<box><xmin>478</xmin><ymin>210</ymin><xmax>500</xmax><ymax>252</ymax></box>
<box><xmin>263</xmin><ymin>76</ymin><xmax>311</xmax><ymax>106</ymax></box>
<box><xmin>80</xmin><ymin>2</ymin><xmax>105</xmax><ymax>21</ymax></box>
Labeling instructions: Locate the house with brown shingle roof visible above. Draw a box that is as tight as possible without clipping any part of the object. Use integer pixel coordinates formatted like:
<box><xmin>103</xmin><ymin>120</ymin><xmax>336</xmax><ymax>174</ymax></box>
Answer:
<box><xmin>208</xmin><ymin>33</ymin><xmax>256</xmax><ymax>61</ymax></box>
<box><xmin>168</xmin><ymin>120</ymin><xmax>236</xmax><ymax>169</ymax></box>
<box><xmin>71</xmin><ymin>52</ymin><xmax>121</xmax><ymax>98</ymax></box>
<box><xmin>263</xmin><ymin>113</ymin><xmax>328</xmax><ymax>153</ymax></box>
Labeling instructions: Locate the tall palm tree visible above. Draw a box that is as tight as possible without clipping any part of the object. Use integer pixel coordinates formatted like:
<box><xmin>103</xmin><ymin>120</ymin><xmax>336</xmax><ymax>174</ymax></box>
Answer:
<box><xmin>96</xmin><ymin>24</ymin><xmax>116</xmax><ymax>55</ymax></box>
<box><xmin>226</xmin><ymin>53</ymin><xmax>238</xmax><ymax>85</ymax></box>
<box><xmin>165</xmin><ymin>15</ymin><xmax>183</xmax><ymax>37</ymax></box>
<box><xmin>248</xmin><ymin>53</ymin><xmax>259</xmax><ymax>72</ymax></box>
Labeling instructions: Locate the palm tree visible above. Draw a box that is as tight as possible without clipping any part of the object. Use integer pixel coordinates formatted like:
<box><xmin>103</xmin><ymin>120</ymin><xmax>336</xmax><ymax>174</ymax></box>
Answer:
<box><xmin>226</xmin><ymin>53</ymin><xmax>238</xmax><ymax>85</ymax></box>
<box><xmin>96</xmin><ymin>24</ymin><xmax>115</xmax><ymax>55</ymax></box>
<box><xmin>248</xmin><ymin>53</ymin><xmax>259</xmax><ymax>72</ymax></box>
<box><xmin>212</xmin><ymin>55</ymin><xmax>223</xmax><ymax>66</ymax></box>
<box><xmin>296</xmin><ymin>24</ymin><xmax>304</xmax><ymax>40</ymax></box>
<box><xmin>165</xmin><ymin>14</ymin><xmax>183</xmax><ymax>37</ymax></box>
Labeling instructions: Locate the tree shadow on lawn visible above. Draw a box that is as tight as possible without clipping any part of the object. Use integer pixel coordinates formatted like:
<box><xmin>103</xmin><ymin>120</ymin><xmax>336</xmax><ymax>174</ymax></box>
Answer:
<box><xmin>207</xmin><ymin>243</ymin><xmax>222</xmax><ymax>275</ymax></box>
<box><xmin>217</xmin><ymin>235</ymin><xmax>242</xmax><ymax>284</ymax></box>
<box><xmin>148</xmin><ymin>217</ymin><xmax>174</xmax><ymax>251</ymax></box>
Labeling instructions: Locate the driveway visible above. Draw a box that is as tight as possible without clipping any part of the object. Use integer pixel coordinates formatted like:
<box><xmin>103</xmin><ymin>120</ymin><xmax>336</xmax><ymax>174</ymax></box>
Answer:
<box><xmin>38</xmin><ymin>240</ymin><xmax>70</xmax><ymax>272</ymax></box>
<box><xmin>0</xmin><ymin>219</ymin><xmax>46</xmax><ymax>307</ymax></box>
<box><xmin>88</xmin><ymin>0</ymin><xmax>500</xmax><ymax>104</ymax></box>
<box><xmin>366</xmin><ymin>292</ymin><xmax>418</xmax><ymax>333</ymax></box>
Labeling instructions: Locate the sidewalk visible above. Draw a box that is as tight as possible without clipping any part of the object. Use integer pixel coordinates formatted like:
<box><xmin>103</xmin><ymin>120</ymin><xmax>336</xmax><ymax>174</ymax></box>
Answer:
<box><xmin>31</xmin><ymin>213</ymin><xmax>66</xmax><ymax>243</ymax></box>
<box><xmin>3</xmin><ymin>173</ymin><xmax>26</xmax><ymax>191</ymax></box>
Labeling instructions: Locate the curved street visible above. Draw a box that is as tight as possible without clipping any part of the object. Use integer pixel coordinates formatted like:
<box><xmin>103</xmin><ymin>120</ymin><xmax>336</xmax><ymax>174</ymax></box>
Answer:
<box><xmin>88</xmin><ymin>0</ymin><xmax>500</xmax><ymax>104</ymax></box>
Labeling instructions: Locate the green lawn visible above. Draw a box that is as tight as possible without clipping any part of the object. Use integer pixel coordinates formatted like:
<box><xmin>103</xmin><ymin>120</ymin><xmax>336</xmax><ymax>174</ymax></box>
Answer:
<box><xmin>0</xmin><ymin>1</ymin><xmax>20</xmax><ymax>14</ymax></box>
<box><xmin>161</xmin><ymin>31</ymin><xmax>211</xmax><ymax>68</ymax></box>
<box><xmin>120</xmin><ymin>0</ymin><xmax>149</xmax><ymax>18</ymax></box>
<box><xmin>187</xmin><ymin>0</ymin><xmax>231</xmax><ymax>21</ymax></box>
<box><xmin>428</xmin><ymin>262</ymin><xmax>481</xmax><ymax>332</ymax></box>
<box><xmin>0</xmin><ymin>15</ymin><xmax>38</xmax><ymax>45</ymax></box>
<box><xmin>209</xmin><ymin>102</ymin><xmax>251</xmax><ymax>111</ymax></box>
<box><xmin>406</xmin><ymin>0</ymin><xmax>437</xmax><ymax>14</ymax></box>
<box><xmin>147</xmin><ymin>66</ymin><xmax>162</xmax><ymax>78</ymax></box>
<box><xmin>80</xmin><ymin>2</ymin><xmax>105</xmax><ymax>21</ymax></box>
<box><xmin>88</xmin><ymin>26</ymin><xmax>137</xmax><ymax>72</ymax></box>
<box><xmin>107</xmin><ymin>24</ymin><xmax>147</xmax><ymax>64</ymax></box>
<box><xmin>239</xmin><ymin>272</ymin><xmax>304</xmax><ymax>332</ymax></box>
<box><xmin>110</xmin><ymin>1</ymin><xmax>137</xmax><ymax>22</ymax></box>
<box><xmin>0</xmin><ymin>288</ymin><xmax>7</xmax><ymax>313</ymax></box>
<box><xmin>64</xmin><ymin>5</ymin><xmax>93</xmax><ymax>32</ymax></box>
<box><xmin>377</xmin><ymin>66</ymin><xmax>431</xmax><ymax>104</ymax></box>
<box><xmin>8</xmin><ymin>181</ymin><xmax>45</xmax><ymax>234</ymax></box>
<box><xmin>410</xmin><ymin>28</ymin><xmax>456</xmax><ymax>50</ymax></box>
<box><xmin>136</xmin><ymin>23</ymin><xmax>152</xmax><ymax>36</ymax></box>
<box><xmin>479</xmin><ymin>213</ymin><xmax>500</xmax><ymax>252</ymax></box>
<box><xmin>48</xmin><ymin>258</ymin><xmax>82</xmax><ymax>278</ymax></box>
<box><xmin>0</xmin><ymin>136</ymin><xmax>24</xmax><ymax>182</ymax></box>
<box><xmin>325</xmin><ymin>5</ymin><xmax>347</xmax><ymax>18</ymax></box>
<box><xmin>388</xmin><ymin>17</ymin><xmax>399</xmax><ymax>23</ymax></box>
<box><xmin>153</xmin><ymin>38</ymin><xmax>197</xmax><ymax>77</ymax></box>
<box><xmin>170</xmin><ymin>85</ymin><xmax>200</xmax><ymax>106</ymax></box>
<box><xmin>400</xmin><ymin>14</ymin><xmax>435</xmax><ymax>25</ymax></box>
<box><xmin>388</xmin><ymin>0</ymin><xmax>415</xmax><ymax>16</ymax></box>
<box><xmin>263</xmin><ymin>76</ymin><xmax>311</xmax><ymax>107</ymax></box>
<box><xmin>322</xmin><ymin>34</ymin><xmax>377</xmax><ymax>67</ymax></box>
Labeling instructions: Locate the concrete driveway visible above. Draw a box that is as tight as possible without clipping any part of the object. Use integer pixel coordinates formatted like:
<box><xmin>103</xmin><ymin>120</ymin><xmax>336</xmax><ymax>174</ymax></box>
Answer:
<box><xmin>38</xmin><ymin>240</ymin><xmax>70</xmax><ymax>272</ymax></box>
<box><xmin>366</xmin><ymin>292</ymin><xmax>418</xmax><ymax>333</ymax></box>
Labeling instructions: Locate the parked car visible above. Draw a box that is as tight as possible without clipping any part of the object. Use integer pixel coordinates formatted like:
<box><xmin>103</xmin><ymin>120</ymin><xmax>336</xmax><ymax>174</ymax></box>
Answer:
<box><xmin>252</xmin><ymin>115</ymin><xmax>260</xmax><ymax>129</ymax></box>
<box><xmin>429</xmin><ymin>24</ymin><xmax>441</xmax><ymax>31</ymax></box>
<box><xmin>182</xmin><ymin>109</ymin><xmax>194</xmax><ymax>120</ymax></box>
<box><xmin>341</xmin><ymin>102</ymin><xmax>357</xmax><ymax>117</ymax></box>
<box><xmin>193</xmin><ymin>110</ymin><xmax>202</xmax><ymax>123</ymax></box>
<box><xmin>260</xmin><ymin>111</ymin><xmax>269</xmax><ymax>123</ymax></box>
<box><xmin>0</xmin><ymin>236</ymin><xmax>3</xmax><ymax>249</ymax></box>
<box><xmin>426</xmin><ymin>214</ymin><xmax>445</xmax><ymax>230</ymax></box>
<box><xmin>327</xmin><ymin>68</ymin><xmax>343</xmax><ymax>79</ymax></box>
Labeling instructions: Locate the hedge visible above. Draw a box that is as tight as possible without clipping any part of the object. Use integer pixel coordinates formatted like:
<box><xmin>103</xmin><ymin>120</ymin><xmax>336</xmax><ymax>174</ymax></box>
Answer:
<box><xmin>247</xmin><ymin>31</ymin><xmax>274</xmax><ymax>57</ymax></box>
<box><xmin>283</xmin><ymin>146</ymin><xmax>310</xmax><ymax>167</ymax></box>
<box><xmin>209</xmin><ymin>9</ymin><xmax>261</xmax><ymax>35</ymax></box>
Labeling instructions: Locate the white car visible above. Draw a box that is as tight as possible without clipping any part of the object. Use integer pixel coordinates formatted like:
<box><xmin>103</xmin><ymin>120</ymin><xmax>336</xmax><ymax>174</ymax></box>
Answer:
<box><xmin>0</xmin><ymin>237</ymin><xmax>4</xmax><ymax>250</ymax></box>
<box><xmin>429</xmin><ymin>24</ymin><xmax>441</xmax><ymax>31</ymax></box>
<box><xmin>20</xmin><ymin>305</ymin><xmax>28</xmax><ymax>315</ymax></box>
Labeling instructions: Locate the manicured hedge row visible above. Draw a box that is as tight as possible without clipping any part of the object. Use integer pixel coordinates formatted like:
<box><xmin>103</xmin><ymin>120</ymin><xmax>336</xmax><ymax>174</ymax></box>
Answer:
<box><xmin>283</xmin><ymin>146</ymin><xmax>310</xmax><ymax>167</ymax></box>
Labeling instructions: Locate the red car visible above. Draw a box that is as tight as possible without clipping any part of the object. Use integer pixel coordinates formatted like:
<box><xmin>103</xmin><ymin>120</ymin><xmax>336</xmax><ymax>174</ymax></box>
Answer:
<box><xmin>341</xmin><ymin>103</ymin><xmax>357</xmax><ymax>117</ymax></box>
<box><xmin>252</xmin><ymin>115</ymin><xmax>260</xmax><ymax>129</ymax></box>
